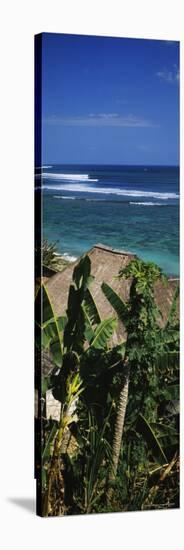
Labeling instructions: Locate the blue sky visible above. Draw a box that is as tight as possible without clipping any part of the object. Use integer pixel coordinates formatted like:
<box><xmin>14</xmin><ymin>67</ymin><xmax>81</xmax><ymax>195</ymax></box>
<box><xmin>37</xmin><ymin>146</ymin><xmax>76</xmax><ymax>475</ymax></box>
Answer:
<box><xmin>41</xmin><ymin>33</ymin><xmax>179</xmax><ymax>165</ymax></box>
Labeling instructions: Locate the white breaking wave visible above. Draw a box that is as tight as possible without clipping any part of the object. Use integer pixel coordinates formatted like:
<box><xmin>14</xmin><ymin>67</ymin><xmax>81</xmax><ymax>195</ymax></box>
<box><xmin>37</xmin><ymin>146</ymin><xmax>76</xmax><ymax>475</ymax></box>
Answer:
<box><xmin>42</xmin><ymin>172</ymin><xmax>98</xmax><ymax>182</ymax></box>
<box><xmin>43</xmin><ymin>182</ymin><xmax>179</xmax><ymax>200</ymax></box>
<box><xmin>129</xmin><ymin>201</ymin><xmax>163</xmax><ymax>206</ymax></box>
<box><xmin>36</xmin><ymin>165</ymin><xmax>53</xmax><ymax>169</ymax></box>
<box><xmin>62</xmin><ymin>253</ymin><xmax>77</xmax><ymax>262</ymax></box>
<box><xmin>53</xmin><ymin>195</ymin><xmax>76</xmax><ymax>200</ymax></box>
<box><xmin>54</xmin><ymin>251</ymin><xmax>77</xmax><ymax>262</ymax></box>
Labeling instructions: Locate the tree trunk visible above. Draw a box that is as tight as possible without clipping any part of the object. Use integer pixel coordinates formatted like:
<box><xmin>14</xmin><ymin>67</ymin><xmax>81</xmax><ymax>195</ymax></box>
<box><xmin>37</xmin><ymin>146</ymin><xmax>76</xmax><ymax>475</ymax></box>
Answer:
<box><xmin>109</xmin><ymin>362</ymin><xmax>130</xmax><ymax>490</ymax></box>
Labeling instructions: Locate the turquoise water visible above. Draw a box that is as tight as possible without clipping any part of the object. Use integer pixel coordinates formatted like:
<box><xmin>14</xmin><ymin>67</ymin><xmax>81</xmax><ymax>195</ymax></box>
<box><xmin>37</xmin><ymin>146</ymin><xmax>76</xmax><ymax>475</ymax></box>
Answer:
<box><xmin>38</xmin><ymin>164</ymin><xmax>179</xmax><ymax>276</ymax></box>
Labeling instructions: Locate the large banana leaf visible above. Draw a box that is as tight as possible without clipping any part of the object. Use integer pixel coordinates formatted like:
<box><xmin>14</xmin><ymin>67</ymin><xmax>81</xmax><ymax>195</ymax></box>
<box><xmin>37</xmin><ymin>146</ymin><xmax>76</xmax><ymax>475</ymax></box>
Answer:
<box><xmin>42</xmin><ymin>315</ymin><xmax>67</xmax><ymax>332</ymax></box>
<box><xmin>89</xmin><ymin>318</ymin><xmax>117</xmax><ymax>350</ymax></box>
<box><xmin>84</xmin><ymin>288</ymin><xmax>101</xmax><ymax>325</ymax></box>
<box><xmin>72</xmin><ymin>254</ymin><xmax>93</xmax><ymax>290</ymax></box>
<box><xmin>36</xmin><ymin>284</ymin><xmax>63</xmax><ymax>366</ymax></box>
<box><xmin>83</xmin><ymin>289</ymin><xmax>101</xmax><ymax>344</ymax></box>
<box><xmin>64</xmin><ymin>256</ymin><xmax>93</xmax><ymax>353</ymax></box>
<box><xmin>101</xmin><ymin>282</ymin><xmax>128</xmax><ymax>325</ymax></box>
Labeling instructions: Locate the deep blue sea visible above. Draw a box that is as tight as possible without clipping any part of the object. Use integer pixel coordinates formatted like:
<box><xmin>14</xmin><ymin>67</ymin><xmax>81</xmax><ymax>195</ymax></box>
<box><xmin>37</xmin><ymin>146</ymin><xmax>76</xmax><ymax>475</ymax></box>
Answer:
<box><xmin>36</xmin><ymin>164</ymin><xmax>179</xmax><ymax>276</ymax></box>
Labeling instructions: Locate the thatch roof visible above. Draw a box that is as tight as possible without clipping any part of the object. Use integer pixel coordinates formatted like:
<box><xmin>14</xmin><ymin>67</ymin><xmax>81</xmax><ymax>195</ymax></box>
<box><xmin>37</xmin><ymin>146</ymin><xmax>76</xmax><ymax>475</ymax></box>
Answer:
<box><xmin>39</xmin><ymin>244</ymin><xmax>179</xmax><ymax>420</ymax></box>
<box><xmin>46</xmin><ymin>244</ymin><xmax>179</xmax><ymax>345</ymax></box>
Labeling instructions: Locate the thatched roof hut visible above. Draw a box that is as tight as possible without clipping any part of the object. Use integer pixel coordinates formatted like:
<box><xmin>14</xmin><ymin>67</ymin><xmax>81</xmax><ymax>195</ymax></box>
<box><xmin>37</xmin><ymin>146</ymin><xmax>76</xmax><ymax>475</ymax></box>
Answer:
<box><xmin>45</xmin><ymin>243</ymin><xmax>179</xmax><ymax>344</ymax></box>
<box><xmin>37</xmin><ymin>244</ymin><xmax>178</xmax><ymax>420</ymax></box>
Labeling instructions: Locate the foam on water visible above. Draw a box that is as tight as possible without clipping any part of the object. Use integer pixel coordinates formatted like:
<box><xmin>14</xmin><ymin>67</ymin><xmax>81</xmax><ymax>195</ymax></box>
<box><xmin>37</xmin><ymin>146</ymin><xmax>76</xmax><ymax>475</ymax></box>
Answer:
<box><xmin>54</xmin><ymin>251</ymin><xmax>77</xmax><ymax>262</ymax></box>
<box><xmin>42</xmin><ymin>172</ymin><xmax>98</xmax><ymax>182</ymax></box>
<box><xmin>36</xmin><ymin>165</ymin><xmax>53</xmax><ymax>169</ymax></box>
<box><xmin>43</xmin><ymin>182</ymin><xmax>179</xmax><ymax>200</ymax></box>
<box><xmin>129</xmin><ymin>201</ymin><xmax>163</xmax><ymax>206</ymax></box>
<box><xmin>62</xmin><ymin>252</ymin><xmax>77</xmax><ymax>262</ymax></box>
<box><xmin>53</xmin><ymin>195</ymin><xmax>107</xmax><ymax>202</ymax></box>
<box><xmin>59</xmin><ymin>195</ymin><xmax>76</xmax><ymax>200</ymax></box>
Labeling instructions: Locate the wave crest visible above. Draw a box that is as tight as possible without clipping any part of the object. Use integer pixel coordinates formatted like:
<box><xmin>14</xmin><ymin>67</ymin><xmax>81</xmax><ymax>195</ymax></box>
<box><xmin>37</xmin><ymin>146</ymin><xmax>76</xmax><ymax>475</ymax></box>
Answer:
<box><xmin>42</xmin><ymin>172</ymin><xmax>98</xmax><ymax>182</ymax></box>
<box><xmin>43</xmin><ymin>181</ymin><xmax>179</xmax><ymax>200</ymax></box>
<box><xmin>129</xmin><ymin>201</ymin><xmax>163</xmax><ymax>206</ymax></box>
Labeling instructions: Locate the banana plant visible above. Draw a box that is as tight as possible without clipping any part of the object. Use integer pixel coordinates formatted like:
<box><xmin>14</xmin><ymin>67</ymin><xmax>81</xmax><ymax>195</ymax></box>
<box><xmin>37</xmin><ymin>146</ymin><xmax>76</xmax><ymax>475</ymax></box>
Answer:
<box><xmin>37</xmin><ymin>255</ymin><xmax>120</xmax><ymax>515</ymax></box>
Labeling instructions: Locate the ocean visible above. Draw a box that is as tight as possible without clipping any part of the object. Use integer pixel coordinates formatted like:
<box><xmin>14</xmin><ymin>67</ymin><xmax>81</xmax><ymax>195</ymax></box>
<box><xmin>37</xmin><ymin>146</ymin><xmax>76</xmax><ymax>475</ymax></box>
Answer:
<box><xmin>36</xmin><ymin>164</ymin><xmax>179</xmax><ymax>276</ymax></box>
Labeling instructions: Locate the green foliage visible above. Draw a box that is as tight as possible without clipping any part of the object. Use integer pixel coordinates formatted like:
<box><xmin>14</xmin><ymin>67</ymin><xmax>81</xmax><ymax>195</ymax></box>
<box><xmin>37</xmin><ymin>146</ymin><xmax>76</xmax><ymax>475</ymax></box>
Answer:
<box><xmin>89</xmin><ymin>318</ymin><xmax>117</xmax><ymax>349</ymax></box>
<box><xmin>101</xmin><ymin>282</ymin><xmax>129</xmax><ymax>325</ymax></box>
<box><xmin>137</xmin><ymin>413</ymin><xmax>167</xmax><ymax>464</ymax></box>
<box><xmin>103</xmin><ymin>258</ymin><xmax>179</xmax><ymax>380</ymax></box>
<box><xmin>83</xmin><ymin>288</ymin><xmax>101</xmax><ymax>325</ymax></box>
<box><xmin>35</xmin><ymin>239</ymin><xmax>69</xmax><ymax>272</ymax></box>
<box><xmin>36</xmin><ymin>254</ymin><xmax>179</xmax><ymax>516</ymax></box>
<box><xmin>35</xmin><ymin>284</ymin><xmax>64</xmax><ymax>366</ymax></box>
<box><xmin>82</xmin><ymin>288</ymin><xmax>101</xmax><ymax>343</ymax></box>
<box><xmin>37</xmin><ymin>255</ymin><xmax>123</xmax><ymax>515</ymax></box>
<box><xmin>119</xmin><ymin>257</ymin><xmax>165</xmax><ymax>287</ymax></box>
<box><xmin>83</xmin><ymin>409</ymin><xmax>114</xmax><ymax>513</ymax></box>
<box><xmin>64</xmin><ymin>255</ymin><xmax>92</xmax><ymax>354</ymax></box>
<box><xmin>165</xmin><ymin>285</ymin><xmax>179</xmax><ymax>329</ymax></box>
<box><xmin>101</xmin><ymin>256</ymin><xmax>179</xmax><ymax>509</ymax></box>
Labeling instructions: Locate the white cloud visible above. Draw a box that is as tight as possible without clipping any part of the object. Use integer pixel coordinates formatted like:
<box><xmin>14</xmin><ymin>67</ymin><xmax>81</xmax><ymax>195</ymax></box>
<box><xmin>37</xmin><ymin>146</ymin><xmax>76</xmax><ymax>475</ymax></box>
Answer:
<box><xmin>89</xmin><ymin>113</ymin><xmax>118</xmax><ymax>118</ymax></box>
<box><xmin>156</xmin><ymin>66</ymin><xmax>179</xmax><ymax>84</ymax></box>
<box><xmin>44</xmin><ymin>113</ymin><xmax>156</xmax><ymax>128</ymax></box>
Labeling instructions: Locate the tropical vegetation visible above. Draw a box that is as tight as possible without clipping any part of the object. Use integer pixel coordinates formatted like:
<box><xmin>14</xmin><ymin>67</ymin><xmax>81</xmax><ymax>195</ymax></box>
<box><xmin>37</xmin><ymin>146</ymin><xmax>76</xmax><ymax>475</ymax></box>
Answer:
<box><xmin>35</xmin><ymin>238</ymin><xmax>69</xmax><ymax>273</ymax></box>
<box><xmin>35</xmin><ymin>255</ymin><xmax>179</xmax><ymax>516</ymax></box>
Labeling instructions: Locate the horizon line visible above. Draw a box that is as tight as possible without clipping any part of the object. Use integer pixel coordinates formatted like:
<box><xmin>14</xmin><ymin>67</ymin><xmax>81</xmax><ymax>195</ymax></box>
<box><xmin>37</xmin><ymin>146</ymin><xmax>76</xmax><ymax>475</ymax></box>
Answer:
<box><xmin>39</xmin><ymin>162</ymin><xmax>179</xmax><ymax>168</ymax></box>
